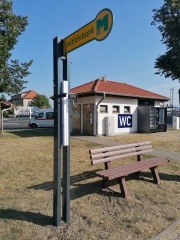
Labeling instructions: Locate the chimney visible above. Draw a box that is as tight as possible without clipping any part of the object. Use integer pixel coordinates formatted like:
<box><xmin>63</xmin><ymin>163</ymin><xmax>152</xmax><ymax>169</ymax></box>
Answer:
<box><xmin>102</xmin><ymin>75</ymin><xmax>106</xmax><ymax>82</ymax></box>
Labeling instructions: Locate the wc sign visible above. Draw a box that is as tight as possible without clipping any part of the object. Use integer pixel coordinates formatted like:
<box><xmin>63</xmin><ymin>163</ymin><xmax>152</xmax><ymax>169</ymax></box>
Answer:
<box><xmin>118</xmin><ymin>114</ymin><xmax>132</xmax><ymax>128</ymax></box>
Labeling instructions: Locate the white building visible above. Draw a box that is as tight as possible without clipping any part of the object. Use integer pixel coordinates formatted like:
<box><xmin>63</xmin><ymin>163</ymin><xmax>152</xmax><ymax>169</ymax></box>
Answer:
<box><xmin>70</xmin><ymin>78</ymin><xmax>169</xmax><ymax>135</ymax></box>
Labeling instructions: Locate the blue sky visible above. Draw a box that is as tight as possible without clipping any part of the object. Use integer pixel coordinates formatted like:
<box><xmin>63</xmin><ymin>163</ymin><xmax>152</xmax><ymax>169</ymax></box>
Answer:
<box><xmin>10</xmin><ymin>0</ymin><xmax>180</xmax><ymax>106</ymax></box>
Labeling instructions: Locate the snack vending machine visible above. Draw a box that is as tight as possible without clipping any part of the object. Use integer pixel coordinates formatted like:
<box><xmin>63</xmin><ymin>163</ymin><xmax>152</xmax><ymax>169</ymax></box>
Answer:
<box><xmin>138</xmin><ymin>106</ymin><xmax>167</xmax><ymax>133</ymax></box>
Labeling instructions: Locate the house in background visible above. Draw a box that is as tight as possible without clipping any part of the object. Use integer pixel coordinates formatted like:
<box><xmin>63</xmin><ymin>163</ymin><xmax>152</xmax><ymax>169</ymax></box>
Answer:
<box><xmin>70</xmin><ymin>78</ymin><xmax>169</xmax><ymax>136</ymax></box>
<box><xmin>8</xmin><ymin>90</ymin><xmax>38</xmax><ymax>107</ymax></box>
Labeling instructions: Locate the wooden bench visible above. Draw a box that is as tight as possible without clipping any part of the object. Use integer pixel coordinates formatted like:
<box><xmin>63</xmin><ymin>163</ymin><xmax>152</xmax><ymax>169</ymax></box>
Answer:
<box><xmin>89</xmin><ymin>141</ymin><xmax>169</xmax><ymax>198</ymax></box>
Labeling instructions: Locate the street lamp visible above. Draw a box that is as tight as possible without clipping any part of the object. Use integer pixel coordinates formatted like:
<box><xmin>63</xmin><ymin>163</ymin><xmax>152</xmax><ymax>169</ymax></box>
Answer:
<box><xmin>27</xmin><ymin>101</ymin><xmax>32</xmax><ymax>119</ymax></box>
<box><xmin>170</xmin><ymin>88</ymin><xmax>174</xmax><ymax>107</ymax></box>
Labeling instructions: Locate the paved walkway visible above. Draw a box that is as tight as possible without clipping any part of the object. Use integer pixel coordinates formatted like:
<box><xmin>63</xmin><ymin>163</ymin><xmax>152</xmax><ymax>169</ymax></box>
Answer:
<box><xmin>71</xmin><ymin>135</ymin><xmax>180</xmax><ymax>161</ymax></box>
<box><xmin>71</xmin><ymin>133</ymin><xmax>180</xmax><ymax>240</ymax></box>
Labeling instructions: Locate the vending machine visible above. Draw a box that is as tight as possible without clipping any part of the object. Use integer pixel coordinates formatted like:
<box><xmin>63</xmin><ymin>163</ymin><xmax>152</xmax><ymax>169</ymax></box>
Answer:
<box><xmin>138</xmin><ymin>106</ymin><xmax>167</xmax><ymax>133</ymax></box>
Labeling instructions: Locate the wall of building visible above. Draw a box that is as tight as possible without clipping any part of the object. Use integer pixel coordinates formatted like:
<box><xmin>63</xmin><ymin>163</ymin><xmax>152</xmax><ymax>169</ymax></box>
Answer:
<box><xmin>95</xmin><ymin>96</ymin><xmax>138</xmax><ymax>135</ymax></box>
<box><xmin>71</xmin><ymin>95</ymin><xmax>161</xmax><ymax>136</ymax></box>
<box><xmin>23</xmin><ymin>99</ymin><xmax>31</xmax><ymax>107</ymax></box>
<box><xmin>154</xmin><ymin>100</ymin><xmax>161</xmax><ymax>107</ymax></box>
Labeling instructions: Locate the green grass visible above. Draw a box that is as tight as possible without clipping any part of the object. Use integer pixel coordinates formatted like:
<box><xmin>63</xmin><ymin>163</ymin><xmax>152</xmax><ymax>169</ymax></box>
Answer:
<box><xmin>0</xmin><ymin>129</ymin><xmax>179</xmax><ymax>240</ymax></box>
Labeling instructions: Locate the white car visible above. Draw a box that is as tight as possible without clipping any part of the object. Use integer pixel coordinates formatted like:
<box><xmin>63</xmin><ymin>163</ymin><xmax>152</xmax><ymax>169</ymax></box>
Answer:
<box><xmin>28</xmin><ymin>108</ymin><xmax>54</xmax><ymax>128</ymax></box>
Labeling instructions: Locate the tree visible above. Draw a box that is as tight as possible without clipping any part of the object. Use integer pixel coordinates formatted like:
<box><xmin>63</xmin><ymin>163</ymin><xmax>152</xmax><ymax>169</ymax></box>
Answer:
<box><xmin>0</xmin><ymin>0</ymin><xmax>32</xmax><ymax>134</ymax></box>
<box><xmin>0</xmin><ymin>93</ymin><xmax>6</xmax><ymax>101</ymax></box>
<box><xmin>0</xmin><ymin>0</ymin><xmax>33</xmax><ymax>95</ymax></box>
<box><xmin>151</xmin><ymin>0</ymin><xmax>180</xmax><ymax>81</ymax></box>
<box><xmin>30</xmin><ymin>94</ymin><xmax>51</xmax><ymax>109</ymax></box>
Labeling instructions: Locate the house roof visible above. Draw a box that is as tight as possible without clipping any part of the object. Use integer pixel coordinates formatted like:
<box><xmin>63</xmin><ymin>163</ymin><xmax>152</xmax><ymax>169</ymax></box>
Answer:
<box><xmin>22</xmin><ymin>90</ymin><xmax>38</xmax><ymax>99</ymax></box>
<box><xmin>0</xmin><ymin>101</ymin><xmax>11</xmax><ymax>109</ymax></box>
<box><xmin>71</xmin><ymin>78</ymin><xmax>169</xmax><ymax>101</ymax></box>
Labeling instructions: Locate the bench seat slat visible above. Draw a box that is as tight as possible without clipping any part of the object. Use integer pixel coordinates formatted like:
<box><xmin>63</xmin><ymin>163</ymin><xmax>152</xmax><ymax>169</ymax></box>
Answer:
<box><xmin>90</xmin><ymin>145</ymin><xmax>152</xmax><ymax>160</ymax></box>
<box><xmin>96</xmin><ymin>158</ymin><xmax>166</xmax><ymax>175</ymax></box>
<box><xmin>91</xmin><ymin>149</ymin><xmax>153</xmax><ymax>165</ymax></box>
<box><xmin>89</xmin><ymin>141</ymin><xmax>151</xmax><ymax>154</ymax></box>
<box><xmin>96</xmin><ymin>158</ymin><xmax>169</xmax><ymax>180</ymax></box>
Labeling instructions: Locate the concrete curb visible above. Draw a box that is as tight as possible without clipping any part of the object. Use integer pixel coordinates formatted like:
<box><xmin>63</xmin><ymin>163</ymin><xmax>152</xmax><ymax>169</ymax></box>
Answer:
<box><xmin>151</xmin><ymin>218</ymin><xmax>180</xmax><ymax>240</ymax></box>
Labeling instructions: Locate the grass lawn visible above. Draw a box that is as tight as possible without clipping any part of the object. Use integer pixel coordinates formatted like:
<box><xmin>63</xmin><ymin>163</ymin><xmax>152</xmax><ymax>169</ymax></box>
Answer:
<box><xmin>0</xmin><ymin>129</ymin><xmax>180</xmax><ymax>240</ymax></box>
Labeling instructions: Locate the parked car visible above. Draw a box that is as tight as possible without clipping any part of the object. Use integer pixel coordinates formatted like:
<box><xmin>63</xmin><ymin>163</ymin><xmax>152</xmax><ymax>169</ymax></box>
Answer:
<box><xmin>28</xmin><ymin>108</ymin><xmax>54</xmax><ymax>128</ymax></box>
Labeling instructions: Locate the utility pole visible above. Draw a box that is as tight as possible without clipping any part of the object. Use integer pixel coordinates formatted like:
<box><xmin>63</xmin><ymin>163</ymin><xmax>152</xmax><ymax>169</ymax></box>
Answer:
<box><xmin>171</xmin><ymin>88</ymin><xmax>174</xmax><ymax>108</ymax></box>
<box><xmin>0</xmin><ymin>102</ymin><xmax>2</xmax><ymax>135</ymax></box>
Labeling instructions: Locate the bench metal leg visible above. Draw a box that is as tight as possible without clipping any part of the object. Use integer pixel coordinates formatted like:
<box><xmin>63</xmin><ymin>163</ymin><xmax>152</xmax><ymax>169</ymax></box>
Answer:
<box><xmin>102</xmin><ymin>178</ymin><xmax>108</xmax><ymax>188</ymax></box>
<box><xmin>117</xmin><ymin>177</ymin><xmax>129</xmax><ymax>198</ymax></box>
<box><xmin>150</xmin><ymin>167</ymin><xmax>161</xmax><ymax>184</ymax></box>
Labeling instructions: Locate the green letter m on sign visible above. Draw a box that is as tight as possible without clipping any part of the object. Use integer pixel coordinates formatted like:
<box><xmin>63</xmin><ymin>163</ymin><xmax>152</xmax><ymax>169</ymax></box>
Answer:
<box><xmin>96</xmin><ymin>14</ymin><xmax>108</xmax><ymax>35</ymax></box>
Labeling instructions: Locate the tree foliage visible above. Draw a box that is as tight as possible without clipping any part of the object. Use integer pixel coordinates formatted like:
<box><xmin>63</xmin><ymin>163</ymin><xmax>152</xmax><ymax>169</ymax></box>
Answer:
<box><xmin>30</xmin><ymin>94</ymin><xmax>51</xmax><ymax>109</ymax></box>
<box><xmin>0</xmin><ymin>93</ymin><xmax>6</xmax><ymax>101</ymax></box>
<box><xmin>151</xmin><ymin>0</ymin><xmax>180</xmax><ymax>81</ymax></box>
<box><xmin>0</xmin><ymin>0</ymin><xmax>33</xmax><ymax>95</ymax></box>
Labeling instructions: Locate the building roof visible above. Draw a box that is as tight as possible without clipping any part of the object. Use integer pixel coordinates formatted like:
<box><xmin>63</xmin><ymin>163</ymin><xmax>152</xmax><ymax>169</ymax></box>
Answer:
<box><xmin>22</xmin><ymin>90</ymin><xmax>38</xmax><ymax>99</ymax></box>
<box><xmin>71</xmin><ymin>78</ymin><xmax>169</xmax><ymax>101</ymax></box>
<box><xmin>0</xmin><ymin>101</ymin><xmax>11</xmax><ymax>109</ymax></box>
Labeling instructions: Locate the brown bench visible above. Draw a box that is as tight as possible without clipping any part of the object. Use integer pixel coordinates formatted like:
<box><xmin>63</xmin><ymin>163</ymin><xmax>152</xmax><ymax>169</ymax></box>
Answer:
<box><xmin>89</xmin><ymin>141</ymin><xmax>169</xmax><ymax>198</ymax></box>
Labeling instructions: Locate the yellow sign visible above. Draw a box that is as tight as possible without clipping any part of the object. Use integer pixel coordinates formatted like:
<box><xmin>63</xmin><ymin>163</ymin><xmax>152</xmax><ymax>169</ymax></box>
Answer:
<box><xmin>63</xmin><ymin>8</ymin><xmax>113</xmax><ymax>54</ymax></box>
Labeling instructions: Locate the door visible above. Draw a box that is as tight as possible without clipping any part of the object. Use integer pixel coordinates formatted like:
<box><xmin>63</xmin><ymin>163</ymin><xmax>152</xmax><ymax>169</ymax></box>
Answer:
<box><xmin>72</xmin><ymin>104</ymin><xmax>81</xmax><ymax>134</ymax></box>
<box><xmin>44</xmin><ymin>111</ymin><xmax>54</xmax><ymax>127</ymax></box>
<box><xmin>35</xmin><ymin>112</ymin><xmax>45</xmax><ymax>127</ymax></box>
<box><xmin>83</xmin><ymin>104</ymin><xmax>94</xmax><ymax>135</ymax></box>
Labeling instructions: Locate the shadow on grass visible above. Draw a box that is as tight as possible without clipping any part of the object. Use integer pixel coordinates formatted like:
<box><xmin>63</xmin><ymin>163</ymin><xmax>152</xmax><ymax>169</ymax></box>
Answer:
<box><xmin>27</xmin><ymin>170</ymin><xmax>98</xmax><ymax>191</ymax></box>
<box><xmin>138</xmin><ymin>171</ymin><xmax>180</xmax><ymax>182</ymax></box>
<box><xmin>0</xmin><ymin>209</ymin><xmax>53</xmax><ymax>226</ymax></box>
<box><xmin>27</xmin><ymin>170</ymin><xmax>180</xmax><ymax>200</ymax></box>
<box><xmin>28</xmin><ymin>181</ymin><xmax>53</xmax><ymax>191</ymax></box>
<box><xmin>6</xmin><ymin>128</ymin><xmax>54</xmax><ymax>138</ymax></box>
<box><xmin>6</xmin><ymin>129</ymin><xmax>87</xmax><ymax>138</ymax></box>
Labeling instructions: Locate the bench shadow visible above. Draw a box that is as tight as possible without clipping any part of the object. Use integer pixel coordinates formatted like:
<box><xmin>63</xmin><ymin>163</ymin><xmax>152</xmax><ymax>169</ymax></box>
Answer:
<box><xmin>0</xmin><ymin>209</ymin><xmax>53</xmax><ymax>226</ymax></box>
<box><xmin>135</xmin><ymin>171</ymin><xmax>180</xmax><ymax>183</ymax></box>
<box><xmin>27</xmin><ymin>170</ymin><xmax>180</xmax><ymax>200</ymax></box>
<box><xmin>27</xmin><ymin>170</ymin><xmax>97</xmax><ymax>191</ymax></box>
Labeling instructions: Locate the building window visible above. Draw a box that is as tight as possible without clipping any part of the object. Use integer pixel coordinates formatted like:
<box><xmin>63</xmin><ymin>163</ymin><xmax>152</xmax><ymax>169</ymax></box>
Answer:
<box><xmin>138</xmin><ymin>100</ymin><xmax>154</xmax><ymax>106</ymax></box>
<box><xmin>100</xmin><ymin>105</ymin><xmax>108</xmax><ymax>113</ymax></box>
<box><xmin>124</xmin><ymin>106</ymin><xmax>130</xmax><ymax>113</ymax></box>
<box><xmin>112</xmin><ymin>105</ymin><xmax>119</xmax><ymax>113</ymax></box>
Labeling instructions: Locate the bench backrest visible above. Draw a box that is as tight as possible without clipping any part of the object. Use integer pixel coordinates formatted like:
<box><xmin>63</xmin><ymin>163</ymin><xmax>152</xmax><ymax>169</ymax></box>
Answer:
<box><xmin>89</xmin><ymin>141</ymin><xmax>153</xmax><ymax>166</ymax></box>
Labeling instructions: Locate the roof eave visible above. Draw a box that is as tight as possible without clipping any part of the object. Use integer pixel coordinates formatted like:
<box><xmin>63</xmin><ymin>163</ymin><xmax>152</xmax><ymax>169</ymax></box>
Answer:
<box><xmin>73</xmin><ymin>91</ymin><xmax>169</xmax><ymax>101</ymax></box>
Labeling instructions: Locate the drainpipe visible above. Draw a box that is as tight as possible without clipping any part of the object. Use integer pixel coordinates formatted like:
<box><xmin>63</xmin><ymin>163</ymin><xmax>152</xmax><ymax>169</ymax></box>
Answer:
<box><xmin>1</xmin><ymin>105</ymin><xmax>12</xmax><ymax>135</ymax></box>
<box><xmin>96</xmin><ymin>92</ymin><xmax>105</xmax><ymax>136</ymax></box>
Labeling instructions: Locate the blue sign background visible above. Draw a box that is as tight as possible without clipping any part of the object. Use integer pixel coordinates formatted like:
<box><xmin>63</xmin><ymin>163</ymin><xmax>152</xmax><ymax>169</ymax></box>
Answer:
<box><xmin>118</xmin><ymin>114</ymin><xmax>132</xmax><ymax>128</ymax></box>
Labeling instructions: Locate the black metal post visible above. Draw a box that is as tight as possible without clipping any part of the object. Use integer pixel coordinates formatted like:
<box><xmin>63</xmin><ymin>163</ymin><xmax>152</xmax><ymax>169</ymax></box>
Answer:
<box><xmin>62</xmin><ymin>53</ymin><xmax>70</xmax><ymax>222</ymax></box>
<box><xmin>53</xmin><ymin>36</ymin><xmax>62</xmax><ymax>226</ymax></box>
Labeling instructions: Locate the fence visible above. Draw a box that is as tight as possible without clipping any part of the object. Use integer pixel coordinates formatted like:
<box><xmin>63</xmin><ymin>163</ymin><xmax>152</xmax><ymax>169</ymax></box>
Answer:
<box><xmin>167</xmin><ymin>107</ymin><xmax>180</xmax><ymax>127</ymax></box>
